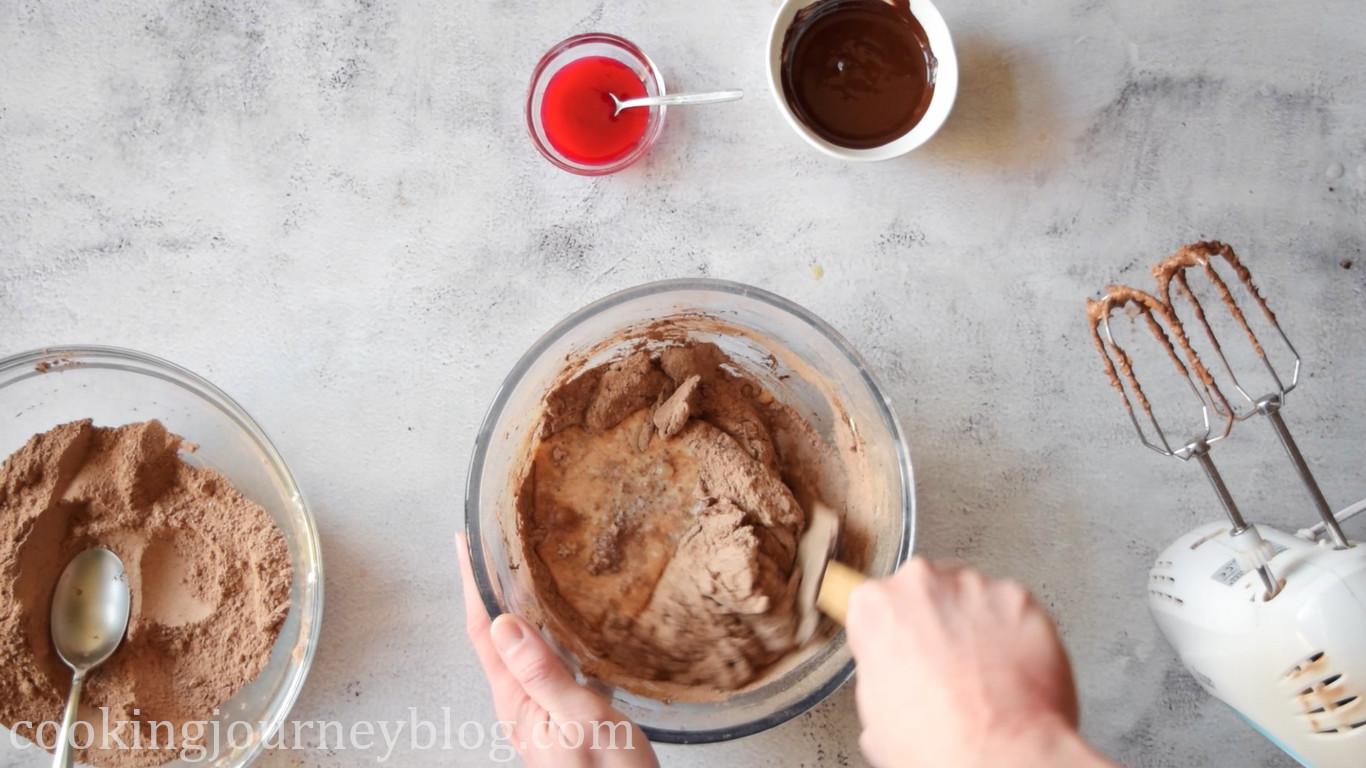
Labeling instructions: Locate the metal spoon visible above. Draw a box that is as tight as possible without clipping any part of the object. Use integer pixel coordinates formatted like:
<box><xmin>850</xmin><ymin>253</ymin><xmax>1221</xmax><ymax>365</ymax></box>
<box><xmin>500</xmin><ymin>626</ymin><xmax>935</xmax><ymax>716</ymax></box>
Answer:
<box><xmin>609</xmin><ymin>90</ymin><xmax>744</xmax><ymax>116</ymax></box>
<box><xmin>50</xmin><ymin>547</ymin><xmax>130</xmax><ymax>768</ymax></box>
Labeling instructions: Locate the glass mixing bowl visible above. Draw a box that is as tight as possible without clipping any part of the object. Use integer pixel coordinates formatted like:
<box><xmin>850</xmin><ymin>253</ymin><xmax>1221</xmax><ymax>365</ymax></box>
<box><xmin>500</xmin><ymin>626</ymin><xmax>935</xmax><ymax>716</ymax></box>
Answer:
<box><xmin>0</xmin><ymin>346</ymin><xmax>323</xmax><ymax>767</ymax></box>
<box><xmin>465</xmin><ymin>279</ymin><xmax>914</xmax><ymax>743</ymax></box>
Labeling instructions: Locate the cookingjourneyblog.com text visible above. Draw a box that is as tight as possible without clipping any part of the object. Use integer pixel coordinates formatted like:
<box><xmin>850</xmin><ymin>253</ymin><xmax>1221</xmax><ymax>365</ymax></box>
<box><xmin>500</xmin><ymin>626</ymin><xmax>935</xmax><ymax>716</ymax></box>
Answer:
<box><xmin>5</xmin><ymin>707</ymin><xmax>640</xmax><ymax>763</ymax></box>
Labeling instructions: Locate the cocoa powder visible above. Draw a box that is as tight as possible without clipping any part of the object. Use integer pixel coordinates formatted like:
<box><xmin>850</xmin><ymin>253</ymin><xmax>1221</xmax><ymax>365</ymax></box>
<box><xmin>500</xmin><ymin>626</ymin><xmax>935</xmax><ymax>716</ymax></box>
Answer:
<box><xmin>0</xmin><ymin>420</ymin><xmax>291</xmax><ymax>767</ymax></box>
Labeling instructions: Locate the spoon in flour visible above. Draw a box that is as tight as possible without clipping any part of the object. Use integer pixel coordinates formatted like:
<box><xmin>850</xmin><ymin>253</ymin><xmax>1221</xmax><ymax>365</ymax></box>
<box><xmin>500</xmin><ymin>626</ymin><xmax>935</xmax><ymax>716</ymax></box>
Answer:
<box><xmin>50</xmin><ymin>547</ymin><xmax>130</xmax><ymax>768</ymax></box>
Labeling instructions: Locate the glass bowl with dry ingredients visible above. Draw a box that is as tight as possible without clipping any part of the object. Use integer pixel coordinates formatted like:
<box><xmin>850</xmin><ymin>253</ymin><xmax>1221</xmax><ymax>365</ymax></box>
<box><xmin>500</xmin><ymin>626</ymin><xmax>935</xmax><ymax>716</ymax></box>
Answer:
<box><xmin>465</xmin><ymin>279</ymin><xmax>914</xmax><ymax>742</ymax></box>
<box><xmin>0</xmin><ymin>346</ymin><xmax>322</xmax><ymax>768</ymax></box>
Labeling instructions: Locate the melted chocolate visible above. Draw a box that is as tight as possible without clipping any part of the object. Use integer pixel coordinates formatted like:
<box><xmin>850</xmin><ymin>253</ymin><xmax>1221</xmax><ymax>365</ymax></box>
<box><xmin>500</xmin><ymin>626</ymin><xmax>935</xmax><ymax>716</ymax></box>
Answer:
<box><xmin>780</xmin><ymin>0</ymin><xmax>937</xmax><ymax>149</ymax></box>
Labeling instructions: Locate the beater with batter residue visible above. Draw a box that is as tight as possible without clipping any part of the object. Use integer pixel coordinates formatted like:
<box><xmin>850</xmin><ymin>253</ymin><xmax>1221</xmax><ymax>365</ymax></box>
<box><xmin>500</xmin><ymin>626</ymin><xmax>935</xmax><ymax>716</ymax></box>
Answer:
<box><xmin>1154</xmin><ymin>240</ymin><xmax>1352</xmax><ymax>549</ymax></box>
<box><xmin>1086</xmin><ymin>283</ymin><xmax>1280</xmax><ymax>598</ymax></box>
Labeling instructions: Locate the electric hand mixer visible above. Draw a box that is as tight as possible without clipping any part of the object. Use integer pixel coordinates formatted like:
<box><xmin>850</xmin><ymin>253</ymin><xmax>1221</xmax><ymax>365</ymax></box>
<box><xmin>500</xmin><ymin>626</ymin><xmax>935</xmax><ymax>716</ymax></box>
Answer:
<box><xmin>1087</xmin><ymin>242</ymin><xmax>1366</xmax><ymax>767</ymax></box>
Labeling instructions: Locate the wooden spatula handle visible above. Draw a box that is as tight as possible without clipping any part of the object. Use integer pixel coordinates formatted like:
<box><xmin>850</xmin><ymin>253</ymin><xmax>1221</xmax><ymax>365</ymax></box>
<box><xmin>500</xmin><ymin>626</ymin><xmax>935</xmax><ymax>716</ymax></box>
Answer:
<box><xmin>816</xmin><ymin>560</ymin><xmax>866</xmax><ymax>626</ymax></box>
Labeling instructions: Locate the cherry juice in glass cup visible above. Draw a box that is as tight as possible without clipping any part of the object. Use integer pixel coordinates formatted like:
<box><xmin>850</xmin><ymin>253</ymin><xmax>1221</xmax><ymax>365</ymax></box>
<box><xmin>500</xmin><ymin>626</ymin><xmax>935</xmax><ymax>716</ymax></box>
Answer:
<box><xmin>540</xmin><ymin>56</ymin><xmax>650</xmax><ymax>165</ymax></box>
<box><xmin>527</xmin><ymin>34</ymin><xmax>667</xmax><ymax>175</ymax></box>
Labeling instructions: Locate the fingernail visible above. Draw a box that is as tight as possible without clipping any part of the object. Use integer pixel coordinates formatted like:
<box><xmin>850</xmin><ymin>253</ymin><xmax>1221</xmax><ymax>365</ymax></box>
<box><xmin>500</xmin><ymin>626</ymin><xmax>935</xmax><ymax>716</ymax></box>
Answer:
<box><xmin>490</xmin><ymin>615</ymin><xmax>525</xmax><ymax>654</ymax></box>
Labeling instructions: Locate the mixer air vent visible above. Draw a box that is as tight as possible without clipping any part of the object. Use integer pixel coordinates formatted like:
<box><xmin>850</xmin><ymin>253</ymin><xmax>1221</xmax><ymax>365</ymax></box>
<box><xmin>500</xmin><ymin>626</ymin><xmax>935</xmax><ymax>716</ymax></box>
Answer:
<box><xmin>1284</xmin><ymin>651</ymin><xmax>1326</xmax><ymax>679</ymax></box>
<box><xmin>1284</xmin><ymin>651</ymin><xmax>1364</xmax><ymax>736</ymax></box>
<box><xmin>1147</xmin><ymin>589</ymin><xmax>1184</xmax><ymax>606</ymax></box>
<box><xmin>1188</xmin><ymin>529</ymin><xmax>1224</xmax><ymax>550</ymax></box>
<box><xmin>1147</xmin><ymin>567</ymin><xmax>1180</xmax><ymax>605</ymax></box>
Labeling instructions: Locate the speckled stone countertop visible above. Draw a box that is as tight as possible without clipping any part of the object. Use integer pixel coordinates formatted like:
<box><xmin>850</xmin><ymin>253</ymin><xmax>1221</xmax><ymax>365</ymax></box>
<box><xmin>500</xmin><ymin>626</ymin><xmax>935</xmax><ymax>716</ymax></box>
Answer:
<box><xmin>2</xmin><ymin>1</ymin><xmax>1364</xmax><ymax>766</ymax></box>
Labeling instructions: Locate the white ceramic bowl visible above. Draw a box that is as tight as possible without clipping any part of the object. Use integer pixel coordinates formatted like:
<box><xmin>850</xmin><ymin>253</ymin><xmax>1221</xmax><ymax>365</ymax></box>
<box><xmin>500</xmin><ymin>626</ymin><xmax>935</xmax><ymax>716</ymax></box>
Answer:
<box><xmin>767</xmin><ymin>0</ymin><xmax>959</xmax><ymax>161</ymax></box>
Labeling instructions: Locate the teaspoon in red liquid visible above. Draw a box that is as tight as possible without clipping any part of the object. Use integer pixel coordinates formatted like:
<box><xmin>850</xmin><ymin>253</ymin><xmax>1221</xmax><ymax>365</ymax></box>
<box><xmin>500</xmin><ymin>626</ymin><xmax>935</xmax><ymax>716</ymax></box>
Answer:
<box><xmin>610</xmin><ymin>89</ymin><xmax>744</xmax><ymax>116</ymax></box>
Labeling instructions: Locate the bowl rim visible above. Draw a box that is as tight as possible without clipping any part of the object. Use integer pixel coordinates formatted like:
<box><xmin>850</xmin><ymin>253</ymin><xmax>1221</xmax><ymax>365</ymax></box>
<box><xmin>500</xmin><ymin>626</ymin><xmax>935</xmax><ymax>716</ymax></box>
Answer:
<box><xmin>464</xmin><ymin>278</ymin><xmax>915</xmax><ymax>744</ymax></box>
<box><xmin>765</xmin><ymin>0</ymin><xmax>960</xmax><ymax>161</ymax></box>
<box><xmin>525</xmin><ymin>32</ymin><xmax>669</xmax><ymax>176</ymax></box>
<box><xmin>0</xmin><ymin>344</ymin><xmax>324</xmax><ymax>766</ymax></box>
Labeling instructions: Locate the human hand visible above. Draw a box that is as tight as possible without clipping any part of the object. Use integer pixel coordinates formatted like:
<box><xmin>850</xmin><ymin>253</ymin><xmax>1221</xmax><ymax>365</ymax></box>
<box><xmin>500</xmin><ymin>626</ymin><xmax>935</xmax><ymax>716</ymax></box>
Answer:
<box><xmin>846</xmin><ymin>558</ymin><xmax>1114</xmax><ymax>768</ymax></box>
<box><xmin>457</xmin><ymin>534</ymin><xmax>659</xmax><ymax>768</ymax></box>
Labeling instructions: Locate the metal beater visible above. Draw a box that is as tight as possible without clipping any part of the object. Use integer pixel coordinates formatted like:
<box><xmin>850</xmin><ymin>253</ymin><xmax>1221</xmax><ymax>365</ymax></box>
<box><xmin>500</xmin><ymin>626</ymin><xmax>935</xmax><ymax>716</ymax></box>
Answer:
<box><xmin>1086</xmin><ymin>283</ymin><xmax>1281</xmax><ymax>599</ymax></box>
<box><xmin>1153</xmin><ymin>241</ymin><xmax>1353</xmax><ymax>549</ymax></box>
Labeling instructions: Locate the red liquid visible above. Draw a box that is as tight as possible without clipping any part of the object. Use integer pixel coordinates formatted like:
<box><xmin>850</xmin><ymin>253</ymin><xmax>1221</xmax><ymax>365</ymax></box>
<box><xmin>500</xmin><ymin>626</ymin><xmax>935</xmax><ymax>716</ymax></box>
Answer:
<box><xmin>541</xmin><ymin>56</ymin><xmax>649</xmax><ymax>165</ymax></box>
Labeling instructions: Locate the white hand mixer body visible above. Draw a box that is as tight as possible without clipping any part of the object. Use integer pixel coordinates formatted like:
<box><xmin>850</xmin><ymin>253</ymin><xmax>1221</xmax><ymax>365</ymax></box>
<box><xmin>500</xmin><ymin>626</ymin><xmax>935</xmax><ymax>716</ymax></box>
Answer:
<box><xmin>1150</xmin><ymin>520</ymin><xmax>1366</xmax><ymax>767</ymax></box>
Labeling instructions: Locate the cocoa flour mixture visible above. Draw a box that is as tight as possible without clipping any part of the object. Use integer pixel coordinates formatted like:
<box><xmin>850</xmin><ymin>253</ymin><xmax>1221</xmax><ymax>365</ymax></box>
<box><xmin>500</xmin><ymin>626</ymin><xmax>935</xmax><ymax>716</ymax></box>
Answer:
<box><xmin>0</xmin><ymin>420</ymin><xmax>291</xmax><ymax>768</ymax></box>
<box><xmin>517</xmin><ymin>338</ymin><xmax>873</xmax><ymax>699</ymax></box>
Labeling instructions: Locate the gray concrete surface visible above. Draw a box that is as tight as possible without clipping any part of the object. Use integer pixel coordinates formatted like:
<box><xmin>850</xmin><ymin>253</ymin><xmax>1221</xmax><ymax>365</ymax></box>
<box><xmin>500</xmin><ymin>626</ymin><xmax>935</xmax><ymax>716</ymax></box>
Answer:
<box><xmin>3</xmin><ymin>0</ymin><xmax>1365</xmax><ymax>766</ymax></box>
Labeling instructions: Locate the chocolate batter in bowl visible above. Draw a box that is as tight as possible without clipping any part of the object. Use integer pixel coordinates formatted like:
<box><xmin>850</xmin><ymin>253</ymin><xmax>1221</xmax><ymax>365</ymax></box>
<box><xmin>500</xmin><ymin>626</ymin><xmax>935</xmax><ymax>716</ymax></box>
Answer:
<box><xmin>465</xmin><ymin>280</ymin><xmax>914</xmax><ymax>743</ymax></box>
<box><xmin>0</xmin><ymin>347</ymin><xmax>322</xmax><ymax>768</ymax></box>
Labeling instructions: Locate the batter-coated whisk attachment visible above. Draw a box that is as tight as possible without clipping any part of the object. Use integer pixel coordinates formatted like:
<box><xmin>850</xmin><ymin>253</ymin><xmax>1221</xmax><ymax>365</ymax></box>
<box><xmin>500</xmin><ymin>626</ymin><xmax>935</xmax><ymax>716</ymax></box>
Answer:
<box><xmin>1088</xmin><ymin>284</ymin><xmax>1282</xmax><ymax>599</ymax></box>
<box><xmin>1086</xmin><ymin>285</ymin><xmax>1231</xmax><ymax>457</ymax></box>
<box><xmin>1154</xmin><ymin>241</ymin><xmax>1352</xmax><ymax>549</ymax></box>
